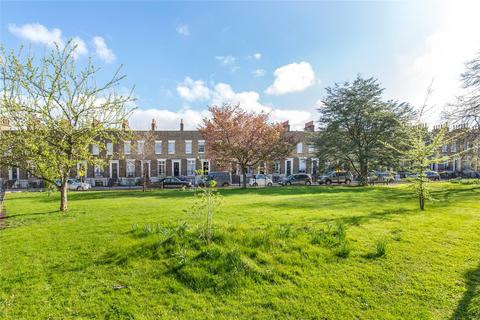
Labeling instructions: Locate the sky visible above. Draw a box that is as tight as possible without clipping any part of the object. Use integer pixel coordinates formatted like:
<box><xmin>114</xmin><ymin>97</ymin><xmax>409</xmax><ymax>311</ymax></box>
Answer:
<box><xmin>1</xmin><ymin>0</ymin><xmax>479</xmax><ymax>130</ymax></box>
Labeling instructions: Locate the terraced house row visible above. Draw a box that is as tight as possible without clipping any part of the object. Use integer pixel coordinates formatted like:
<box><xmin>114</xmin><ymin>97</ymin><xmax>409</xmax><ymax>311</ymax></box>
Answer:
<box><xmin>0</xmin><ymin>119</ymin><xmax>320</xmax><ymax>188</ymax></box>
<box><xmin>1</xmin><ymin>118</ymin><xmax>479</xmax><ymax>188</ymax></box>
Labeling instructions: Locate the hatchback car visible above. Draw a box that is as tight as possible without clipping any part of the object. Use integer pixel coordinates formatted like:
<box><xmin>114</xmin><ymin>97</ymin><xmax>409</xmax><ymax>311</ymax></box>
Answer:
<box><xmin>56</xmin><ymin>179</ymin><xmax>91</xmax><ymax>191</ymax></box>
<box><xmin>249</xmin><ymin>174</ymin><xmax>273</xmax><ymax>187</ymax></box>
<box><xmin>280</xmin><ymin>173</ymin><xmax>312</xmax><ymax>186</ymax></box>
<box><xmin>318</xmin><ymin>171</ymin><xmax>353</xmax><ymax>185</ymax></box>
<box><xmin>158</xmin><ymin>176</ymin><xmax>192</xmax><ymax>188</ymax></box>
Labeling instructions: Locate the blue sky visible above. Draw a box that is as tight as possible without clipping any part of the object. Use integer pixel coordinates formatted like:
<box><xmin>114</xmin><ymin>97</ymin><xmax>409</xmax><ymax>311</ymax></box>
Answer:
<box><xmin>1</xmin><ymin>1</ymin><xmax>479</xmax><ymax>129</ymax></box>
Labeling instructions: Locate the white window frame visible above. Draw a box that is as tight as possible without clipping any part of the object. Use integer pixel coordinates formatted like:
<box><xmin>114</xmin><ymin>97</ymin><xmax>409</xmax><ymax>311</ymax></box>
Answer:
<box><xmin>451</xmin><ymin>142</ymin><xmax>457</xmax><ymax>153</ymax></box>
<box><xmin>274</xmin><ymin>160</ymin><xmax>280</xmax><ymax>174</ymax></box>
<box><xmin>124</xmin><ymin>141</ymin><xmax>131</xmax><ymax>155</ymax></box>
<box><xmin>106</xmin><ymin>142</ymin><xmax>113</xmax><ymax>156</ymax></box>
<box><xmin>297</xmin><ymin>142</ymin><xmax>303</xmax><ymax>154</ymax></box>
<box><xmin>198</xmin><ymin>140</ymin><xmax>205</xmax><ymax>154</ymax></box>
<box><xmin>157</xmin><ymin>159</ymin><xmax>166</xmax><ymax>177</ymax></box>
<box><xmin>137</xmin><ymin>140</ymin><xmax>145</xmax><ymax>155</ymax></box>
<box><xmin>308</xmin><ymin>145</ymin><xmax>315</xmax><ymax>154</ymax></box>
<box><xmin>187</xmin><ymin>158</ymin><xmax>196</xmax><ymax>176</ymax></box>
<box><xmin>92</xmin><ymin>144</ymin><xmax>99</xmax><ymax>156</ymax></box>
<box><xmin>185</xmin><ymin>140</ymin><xmax>192</xmax><ymax>154</ymax></box>
<box><xmin>126</xmin><ymin>159</ymin><xmax>135</xmax><ymax>177</ymax></box>
<box><xmin>155</xmin><ymin>140</ymin><xmax>162</xmax><ymax>155</ymax></box>
<box><xmin>94</xmin><ymin>164</ymin><xmax>103</xmax><ymax>177</ymax></box>
<box><xmin>299</xmin><ymin>157</ymin><xmax>307</xmax><ymax>173</ymax></box>
<box><xmin>168</xmin><ymin>140</ymin><xmax>175</xmax><ymax>155</ymax></box>
<box><xmin>8</xmin><ymin>167</ymin><xmax>20</xmax><ymax>180</ymax></box>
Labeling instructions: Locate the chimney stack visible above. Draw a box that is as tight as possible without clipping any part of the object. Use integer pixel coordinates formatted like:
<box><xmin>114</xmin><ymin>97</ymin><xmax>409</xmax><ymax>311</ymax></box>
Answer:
<box><xmin>0</xmin><ymin>118</ymin><xmax>10</xmax><ymax>131</ymax></box>
<box><xmin>282</xmin><ymin>120</ymin><xmax>290</xmax><ymax>132</ymax></box>
<box><xmin>180</xmin><ymin>119</ymin><xmax>184</xmax><ymax>131</ymax></box>
<box><xmin>151</xmin><ymin>118</ymin><xmax>157</xmax><ymax>131</ymax></box>
<box><xmin>122</xmin><ymin>119</ymin><xmax>129</xmax><ymax>131</ymax></box>
<box><xmin>304</xmin><ymin>121</ymin><xmax>315</xmax><ymax>132</ymax></box>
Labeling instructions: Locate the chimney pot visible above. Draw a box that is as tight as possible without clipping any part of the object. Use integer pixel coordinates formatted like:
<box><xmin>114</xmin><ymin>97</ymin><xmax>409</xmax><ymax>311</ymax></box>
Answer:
<box><xmin>180</xmin><ymin>119</ymin><xmax>184</xmax><ymax>131</ymax></box>
<box><xmin>151</xmin><ymin>118</ymin><xmax>157</xmax><ymax>131</ymax></box>
<box><xmin>304</xmin><ymin>121</ymin><xmax>315</xmax><ymax>132</ymax></box>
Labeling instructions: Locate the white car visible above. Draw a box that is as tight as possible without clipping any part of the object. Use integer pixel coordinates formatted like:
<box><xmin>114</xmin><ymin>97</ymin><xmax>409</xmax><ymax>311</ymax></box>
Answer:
<box><xmin>249</xmin><ymin>174</ymin><xmax>273</xmax><ymax>187</ymax></box>
<box><xmin>57</xmin><ymin>178</ymin><xmax>91</xmax><ymax>191</ymax></box>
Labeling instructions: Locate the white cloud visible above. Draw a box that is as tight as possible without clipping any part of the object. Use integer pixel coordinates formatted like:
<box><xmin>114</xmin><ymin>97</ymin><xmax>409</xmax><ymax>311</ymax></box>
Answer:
<box><xmin>129</xmin><ymin>108</ymin><xmax>209</xmax><ymax>130</ymax></box>
<box><xmin>93</xmin><ymin>36</ymin><xmax>116</xmax><ymax>64</ymax></box>
<box><xmin>386</xmin><ymin>1</ymin><xmax>480</xmax><ymax>123</ymax></box>
<box><xmin>253</xmin><ymin>69</ymin><xmax>265</xmax><ymax>77</ymax></box>
<box><xmin>176</xmin><ymin>24</ymin><xmax>190</xmax><ymax>36</ymax></box>
<box><xmin>266</xmin><ymin>61</ymin><xmax>316</xmax><ymax>95</ymax></box>
<box><xmin>216</xmin><ymin>55</ymin><xmax>237</xmax><ymax>66</ymax></box>
<box><xmin>249</xmin><ymin>52</ymin><xmax>262</xmax><ymax>60</ymax></box>
<box><xmin>171</xmin><ymin>78</ymin><xmax>314</xmax><ymax>130</ymax></box>
<box><xmin>8</xmin><ymin>23</ymin><xmax>63</xmax><ymax>47</ymax></box>
<box><xmin>211</xmin><ymin>82</ymin><xmax>270</xmax><ymax>113</ymax></box>
<box><xmin>71</xmin><ymin>37</ymin><xmax>88</xmax><ymax>59</ymax></box>
<box><xmin>177</xmin><ymin>77</ymin><xmax>211</xmax><ymax>102</ymax></box>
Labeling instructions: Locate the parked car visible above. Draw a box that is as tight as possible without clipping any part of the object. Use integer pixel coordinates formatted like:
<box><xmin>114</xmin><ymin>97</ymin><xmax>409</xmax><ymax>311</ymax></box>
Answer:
<box><xmin>318</xmin><ymin>171</ymin><xmax>353</xmax><ymax>185</ymax></box>
<box><xmin>157</xmin><ymin>176</ymin><xmax>192</xmax><ymax>188</ymax></box>
<box><xmin>368</xmin><ymin>171</ymin><xmax>395</xmax><ymax>184</ymax></box>
<box><xmin>198</xmin><ymin>171</ymin><xmax>232</xmax><ymax>187</ymax></box>
<box><xmin>425</xmin><ymin>171</ymin><xmax>441</xmax><ymax>180</ymax></box>
<box><xmin>249</xmin><ymin>174</ymin><xmax>273</xmax><ymax>187</ymax></box>
<box><xmin>407</xmin><ymin>171</ymin><xmax>441</xmax><ymax>181</ymax></box>
<box><xmin>279</xmin><ymin>173</ymin><xmax>312</xmax><ymax>186</ymax></box>
<box><xmin>56</xmin><ymin>178</ymin><xmax>91</xmax><ymax>191</ymax></box>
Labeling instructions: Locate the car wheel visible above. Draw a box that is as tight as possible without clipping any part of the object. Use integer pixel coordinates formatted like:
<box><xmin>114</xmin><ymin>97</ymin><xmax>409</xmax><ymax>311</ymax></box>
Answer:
<box><xmin>76</xmin><ymin>186</ymin><xmax>81</xmax><ymax>191</ymax></box>
<box><xmin>267</xmin><ymin>182</ymin><xmax>272</xmax><ymax>187</ymax></box>
<box><xmin>325</xmin><ymin>180</ymin><xmax>332</xmax><ymax>185</ymax></box>
<box><xmin>222</xmin><ymin>182</ymin><xmax>230</xmax><ymax>187</ymax></box>
<box><xmin>253</xmin><ymin>182</ymin><xmax>258</xmax><ymax>187</ymax></box>
<box><xmin>305</xmin><ymin>181</ymin><xmax>311</xmax><ymax>186</ymax></box>
<box><xmin>345</xmin><ymin>179</ymin><xmax>351</xmax><ymax>185</ymax></box>
<box><xmin>286</xmin><ymin>182</ymin><xmax>292</xmax><ymax>186</ymax></box>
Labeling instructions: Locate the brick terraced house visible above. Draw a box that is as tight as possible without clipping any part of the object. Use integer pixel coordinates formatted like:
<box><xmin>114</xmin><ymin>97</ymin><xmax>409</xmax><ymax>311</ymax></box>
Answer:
<box><xmin>0</xmin><ymin>118</ymin><xmax>478</xmax><ymax>188</ymax></box>
<box><xmin>0</xmin><ymin>119</ymin><xmax>321</xmax><ymax>188</ymax></box>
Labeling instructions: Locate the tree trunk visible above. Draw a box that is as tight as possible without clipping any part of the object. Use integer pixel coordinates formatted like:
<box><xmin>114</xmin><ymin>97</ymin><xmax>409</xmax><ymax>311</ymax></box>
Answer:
<box><xmin>60</xmin><ymin>179</ymin><xmax>68</xmax><ymax>212</ymax></box>
<box><xmin>242</xmin><ymin>168</ymin><xmax>247</xmax><ymax>189</ymax></box>
<box><xmin>419</xmin><ymin>195</ymin><xmax>425</xmax><ymax>210</ymax></box>
<box><xmin>358</xmin><ymin>160</ymin><xmax>369</xmax><ymax>186</ymax></box>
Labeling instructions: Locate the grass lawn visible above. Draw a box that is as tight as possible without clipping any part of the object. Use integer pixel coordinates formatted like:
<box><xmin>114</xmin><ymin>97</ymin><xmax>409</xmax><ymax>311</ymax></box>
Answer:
<box><xmin>1</xmin><ymin>183</ymin><xmax>479</xmax><ymax>319</ymax></box>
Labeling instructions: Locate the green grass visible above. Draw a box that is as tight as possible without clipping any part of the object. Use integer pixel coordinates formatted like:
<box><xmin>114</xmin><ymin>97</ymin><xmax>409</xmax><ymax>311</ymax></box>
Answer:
<box><xmin>0</xmin><ymin>183</ymin><xmax>479</xmax><ymax>319</ymax></box>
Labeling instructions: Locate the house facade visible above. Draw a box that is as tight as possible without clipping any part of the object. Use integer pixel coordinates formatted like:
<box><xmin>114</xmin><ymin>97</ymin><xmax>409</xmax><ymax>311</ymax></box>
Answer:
<box><xmin>1</xmin><ymin>119</ymin><xmax>478</xmax><ymax>188</ymax></box>
<box><xmin>0</xmin><ymin>119</ymin><xmax>320</xmax><ymax>187</ymax></box>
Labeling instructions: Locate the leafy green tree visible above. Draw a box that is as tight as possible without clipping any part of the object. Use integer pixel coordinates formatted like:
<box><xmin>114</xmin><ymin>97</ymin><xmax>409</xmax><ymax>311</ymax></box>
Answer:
<box><xmin>0</xmin><ymin>41</ymin><xmax>134</xmax><ymax>211</ymax></box>
<box><xmin>312</xmin><ymin>76</ymin><xmax>413</xmax><ymax>185</ymax></box>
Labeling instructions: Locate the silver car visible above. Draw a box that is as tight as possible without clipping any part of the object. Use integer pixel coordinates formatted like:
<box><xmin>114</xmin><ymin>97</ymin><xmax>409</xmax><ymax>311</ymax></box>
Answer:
<box><xmin>318</xmin><ymin>171</ymin><xmax>353</xmax><ymax>185</ymax></box>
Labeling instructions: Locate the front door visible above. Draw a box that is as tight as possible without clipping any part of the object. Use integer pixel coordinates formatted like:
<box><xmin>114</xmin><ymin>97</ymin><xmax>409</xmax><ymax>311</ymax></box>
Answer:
<box><xmin>111</xmin><ymin>163</ymin><xmax>118</xmax><ymax>179</ymax></box>
<box><xmin>173</xmin><ymin>161</ymin><xmax>180</xmax><ymax>177</ymax></box>
<box><xmin>286</xmin><ymin>160</ymin><xmax>292</xmax><ymax>176</ymax></box>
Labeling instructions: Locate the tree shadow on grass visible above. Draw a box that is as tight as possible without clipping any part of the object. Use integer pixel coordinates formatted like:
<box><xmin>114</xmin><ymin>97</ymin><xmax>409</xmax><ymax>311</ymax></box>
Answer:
<box><xmin>451</xmin><ymin>264</ymin><xmax>480</xmax><ymax>319</ymax></box>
